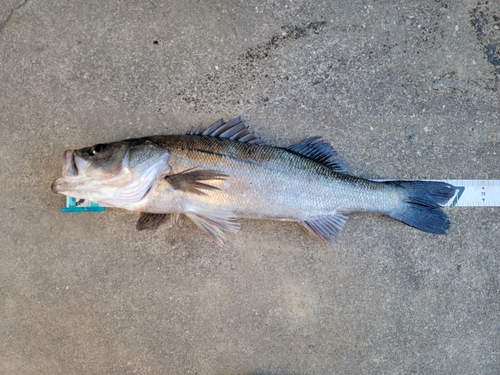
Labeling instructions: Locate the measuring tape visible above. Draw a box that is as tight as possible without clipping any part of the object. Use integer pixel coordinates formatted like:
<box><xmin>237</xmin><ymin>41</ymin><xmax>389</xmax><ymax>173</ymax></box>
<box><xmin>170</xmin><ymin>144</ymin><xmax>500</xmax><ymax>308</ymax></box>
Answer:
<box><xmin>433</xmin><ymin>179</ymin><xmax>500</xmax><ymax>207</ymax></box>
<box><xmin>373</xmin><ymin>179</ymin><xmax>500</xmax><ymax>207</ymax></box>
<box><xmin>61</xmin><ymin>179</ymin><xmax>500</xmax><ymax>212</ymax></box>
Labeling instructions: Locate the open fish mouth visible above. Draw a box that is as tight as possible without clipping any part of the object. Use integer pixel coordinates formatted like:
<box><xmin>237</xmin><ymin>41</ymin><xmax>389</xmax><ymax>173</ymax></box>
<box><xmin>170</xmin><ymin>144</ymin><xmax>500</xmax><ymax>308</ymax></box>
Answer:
<box><xmin>51</xmin><ymin>150</ymin><xmax>90</xmax><ymax>193</ymax></box>
<box><xmin>62</xmin><ymin>150</ymin><xmax>78</xmax><ymax>177</ymax></box>
<box><xmin>51</xmin><ymin>150</ymin><xmax>77</xmax><ymax>193</ymax></box>
<box><xmin>60</xmin><ymin>149</ymin><xmax>91</xmax><ymax>179</ymax></box>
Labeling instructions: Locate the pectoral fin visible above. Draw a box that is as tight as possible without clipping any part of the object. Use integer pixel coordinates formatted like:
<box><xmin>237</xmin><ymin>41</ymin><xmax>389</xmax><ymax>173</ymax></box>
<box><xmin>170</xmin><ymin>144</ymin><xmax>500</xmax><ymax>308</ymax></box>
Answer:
<box><xmin>301</xmin><ymin>213</ymin><xmax>348</xmax><ymax>244</ymax></box>
<box><xmin>185</xmin><ymin>210</ymin><xmax>240</xmax><ymax>246</ymax></box>
<box><xmin>165</xmin><ymin>168</ymin><xmax>227</xmax><ymax>195</ymax></box>
<box><xmin>136</xmin><ymin>213</ymin><xmax>169</xmax><ymax>231</ymax></box>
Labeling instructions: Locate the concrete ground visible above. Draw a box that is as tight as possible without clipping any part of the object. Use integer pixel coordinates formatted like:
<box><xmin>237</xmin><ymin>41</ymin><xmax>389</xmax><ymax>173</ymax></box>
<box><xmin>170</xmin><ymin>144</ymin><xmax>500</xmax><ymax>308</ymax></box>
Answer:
<box><xmin>1</xmin><ymin>0</ymin><xmax>499</xmax><ymax>373</ymax></box>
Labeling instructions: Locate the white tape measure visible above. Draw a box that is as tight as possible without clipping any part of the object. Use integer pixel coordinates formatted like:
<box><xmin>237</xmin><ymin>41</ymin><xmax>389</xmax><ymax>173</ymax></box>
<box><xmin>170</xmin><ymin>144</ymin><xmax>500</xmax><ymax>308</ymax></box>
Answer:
<box><xmin>374</xmin><ymin>179</ymin><xmax>500</xmax><ymax>207</ymax></box>
<box><xmin>434</xmin><ymin>180</ymin><xmax>500</xmax><ymax>207</ymax></box>
<box><xmin>62</xmin><ymin>179</ymin><xmax>500</xmax><ymax>212</ymax></box>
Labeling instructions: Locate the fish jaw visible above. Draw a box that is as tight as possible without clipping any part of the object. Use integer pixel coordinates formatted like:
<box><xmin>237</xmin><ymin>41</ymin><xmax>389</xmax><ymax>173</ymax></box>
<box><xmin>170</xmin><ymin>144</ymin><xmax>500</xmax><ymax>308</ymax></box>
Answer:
<box><xmin>61</xmin><ymin>150</ymin><xmax>79</xmax><ymax>177</ymax></box>
<box><xmin>52</xmin><ymin>150</ymin><xmax>94</xmax><ymax>195</ymax></box>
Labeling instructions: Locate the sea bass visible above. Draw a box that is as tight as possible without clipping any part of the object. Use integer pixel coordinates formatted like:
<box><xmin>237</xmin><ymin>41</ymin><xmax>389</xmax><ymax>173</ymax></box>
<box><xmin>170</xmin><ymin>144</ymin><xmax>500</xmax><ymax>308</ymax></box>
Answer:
<box><xmin>51</xmin><ymin>117</ymin><xmax>456</xmax><ymax>245</ymax></box>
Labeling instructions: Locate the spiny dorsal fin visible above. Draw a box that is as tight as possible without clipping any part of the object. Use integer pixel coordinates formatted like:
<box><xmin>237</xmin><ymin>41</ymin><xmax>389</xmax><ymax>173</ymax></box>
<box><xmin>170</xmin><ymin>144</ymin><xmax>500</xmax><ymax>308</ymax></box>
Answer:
<box><xmin>301</xmin><ymin>213</ymin><xmax>348</xmax><ymax>244</ymax></box>
<box><xmin>165</xmin><ymin>168</ymin><xmax>227</xmax><ymax>195</ymax></box>
<box><xmin>187</xmin><ymin>116</ymin><xmax>266</xmax><ymax>145</ymax></box>
<box><xmin>185</xmin><ymin>210</ymin><xmax>240</xmax><ymax>247</ymax></box>
<box><xmin>286</xmin><ymin>137</ymin><xmax>347</xmax><ymax>173</ymax></box>
<box><xmin>136</xmin><ymin>213</ymin><xmax>169</xmax><ymax>231</ymax></box>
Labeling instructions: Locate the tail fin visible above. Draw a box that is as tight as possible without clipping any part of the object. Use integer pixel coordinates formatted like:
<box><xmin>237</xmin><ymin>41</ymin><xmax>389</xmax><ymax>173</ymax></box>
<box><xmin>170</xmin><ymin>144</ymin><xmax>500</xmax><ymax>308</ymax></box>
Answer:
<box><xmin>385</xmin><ymin>181</ymin><xmax>457</xmax><ymax>234</ymax></box>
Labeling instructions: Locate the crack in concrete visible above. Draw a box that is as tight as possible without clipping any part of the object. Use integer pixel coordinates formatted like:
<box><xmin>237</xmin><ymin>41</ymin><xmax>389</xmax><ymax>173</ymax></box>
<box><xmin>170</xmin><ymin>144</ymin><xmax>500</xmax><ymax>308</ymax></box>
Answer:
<box><xmin>0</xmin><ymin>0</ymin><xmax>29</xmax><ymax>34</ymax></box>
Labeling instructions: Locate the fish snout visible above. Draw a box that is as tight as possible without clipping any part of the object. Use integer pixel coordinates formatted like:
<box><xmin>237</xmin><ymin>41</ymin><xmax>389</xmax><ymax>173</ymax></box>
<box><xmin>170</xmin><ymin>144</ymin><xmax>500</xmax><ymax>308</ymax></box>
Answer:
<box><xmin>51</xmin><ymin>179</ymin><xmax>60</xmax><ymax>193</ymax></box>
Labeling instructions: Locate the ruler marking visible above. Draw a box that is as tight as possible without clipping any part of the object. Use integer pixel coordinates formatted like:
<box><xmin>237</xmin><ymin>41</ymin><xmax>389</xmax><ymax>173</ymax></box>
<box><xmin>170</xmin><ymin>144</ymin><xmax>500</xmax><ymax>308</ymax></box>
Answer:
<box><xmin>373</xmin><ymin>179</ymin><xmax>500</xmax><ymax>207</ymax></box>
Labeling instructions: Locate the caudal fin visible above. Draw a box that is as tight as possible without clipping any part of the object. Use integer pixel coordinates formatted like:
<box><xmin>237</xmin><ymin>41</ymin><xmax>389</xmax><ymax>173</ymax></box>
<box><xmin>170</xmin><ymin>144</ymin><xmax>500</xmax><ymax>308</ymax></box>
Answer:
<box><xmin>386</xmin><ymin>181</ymin><xmax>457</xmax><ymax>234</ymax></box>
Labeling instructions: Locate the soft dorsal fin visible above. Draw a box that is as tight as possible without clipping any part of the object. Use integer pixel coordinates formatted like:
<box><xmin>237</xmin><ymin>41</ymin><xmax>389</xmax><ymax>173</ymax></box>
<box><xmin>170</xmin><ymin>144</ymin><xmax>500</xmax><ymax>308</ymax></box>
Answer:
<box><xmin>187</xmin><ymin>116</ymin><xmax>266</xmax><ymax>145</ymax></box>
<box><xmin>286</xmin><ymin>137</ymin><xmax>347</xmax><ymax>173</ymax></box>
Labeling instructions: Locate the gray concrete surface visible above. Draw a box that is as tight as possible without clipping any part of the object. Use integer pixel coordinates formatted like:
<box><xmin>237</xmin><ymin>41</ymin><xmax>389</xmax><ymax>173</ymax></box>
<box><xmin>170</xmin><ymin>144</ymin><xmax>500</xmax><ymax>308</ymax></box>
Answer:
<box><xmin>1</xmin><ymin>0</ymin><xmax>499</xmax><ymax>374</ymax></box>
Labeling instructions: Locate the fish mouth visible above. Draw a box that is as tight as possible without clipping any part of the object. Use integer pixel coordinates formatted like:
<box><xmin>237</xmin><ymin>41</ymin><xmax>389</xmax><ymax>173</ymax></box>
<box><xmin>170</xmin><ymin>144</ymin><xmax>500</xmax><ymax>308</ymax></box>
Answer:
<box><xmin>51</xmin><ymin>150</ymin><xmax>85</xmax><ymax>193</ymax></box>
<box><xmin>62</xmin><ymin>150</ymin><xmax>78</xmax><ymax>177</ymax></box>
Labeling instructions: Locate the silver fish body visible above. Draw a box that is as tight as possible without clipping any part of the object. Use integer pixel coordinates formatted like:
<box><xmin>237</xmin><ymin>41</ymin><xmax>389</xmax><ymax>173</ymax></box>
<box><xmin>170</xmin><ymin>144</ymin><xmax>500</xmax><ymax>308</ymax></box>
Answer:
<box><xmin>52</xmin><ymin>117</ymin><xmax>456</xmax><ymax>245</ymax></box>
<box><xmin>139</xmin><ymin>136</ymin><xmax>401</xmax><ymax>216</ymax></box>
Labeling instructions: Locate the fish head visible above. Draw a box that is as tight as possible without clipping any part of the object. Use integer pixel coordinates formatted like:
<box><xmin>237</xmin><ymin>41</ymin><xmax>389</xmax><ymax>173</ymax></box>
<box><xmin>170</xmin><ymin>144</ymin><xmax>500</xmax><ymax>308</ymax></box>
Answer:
<box><xmin>51</xmin><ymin>138</ymin><xmax>170</xmax><ymax>208</ymax></box>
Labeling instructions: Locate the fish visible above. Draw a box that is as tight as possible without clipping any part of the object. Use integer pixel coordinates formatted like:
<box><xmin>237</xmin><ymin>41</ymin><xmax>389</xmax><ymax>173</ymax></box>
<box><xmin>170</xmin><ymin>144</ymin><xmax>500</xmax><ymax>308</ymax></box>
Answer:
<box><xmin>51</xmin><ymin>116</ymin><xmax>457</xmax><ymax>246</ymax></box>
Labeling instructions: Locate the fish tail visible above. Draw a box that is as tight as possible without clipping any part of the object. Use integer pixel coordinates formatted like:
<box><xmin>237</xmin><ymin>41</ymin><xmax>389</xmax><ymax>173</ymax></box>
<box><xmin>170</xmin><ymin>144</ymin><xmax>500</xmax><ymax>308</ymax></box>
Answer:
<box><xmin>385</xmin><ymin>181</ymin><xmax>457</xmax><ymax>234</ymax></box>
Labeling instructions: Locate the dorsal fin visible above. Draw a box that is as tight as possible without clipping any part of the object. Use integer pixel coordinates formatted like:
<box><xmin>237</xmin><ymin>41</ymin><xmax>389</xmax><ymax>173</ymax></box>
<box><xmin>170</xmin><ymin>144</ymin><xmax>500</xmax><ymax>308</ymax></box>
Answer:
<box><xmin>286</xmin><ymin>137</ymin><xmax>347</xmax><ymax>173</ymax></box>
<box><xmin>187</xmin><ymin>116</ymin><xmax>266</xmax><ymax>145</ymax></box>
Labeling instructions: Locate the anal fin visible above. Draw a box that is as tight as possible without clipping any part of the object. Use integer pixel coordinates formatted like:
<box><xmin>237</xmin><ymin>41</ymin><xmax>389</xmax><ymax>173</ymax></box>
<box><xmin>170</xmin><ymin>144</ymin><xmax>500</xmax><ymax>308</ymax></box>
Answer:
<box><xmin>301</xmin><ymin>213</ymin><xmax>348</xmax><ymax>244</ymax></box>
<box><xmin>185</xmin><ymin>210</ymin><xmax>240</xmax><ymax>246</ymax></box>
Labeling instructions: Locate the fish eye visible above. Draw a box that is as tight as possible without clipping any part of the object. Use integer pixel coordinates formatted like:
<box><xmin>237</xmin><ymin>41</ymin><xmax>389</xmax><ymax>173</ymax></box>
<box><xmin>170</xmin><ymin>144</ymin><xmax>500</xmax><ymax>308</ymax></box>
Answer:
<box><xmin>89</xmin><ymin>144</ymin><xmax>105</xmax><ymax>155</ymax></box>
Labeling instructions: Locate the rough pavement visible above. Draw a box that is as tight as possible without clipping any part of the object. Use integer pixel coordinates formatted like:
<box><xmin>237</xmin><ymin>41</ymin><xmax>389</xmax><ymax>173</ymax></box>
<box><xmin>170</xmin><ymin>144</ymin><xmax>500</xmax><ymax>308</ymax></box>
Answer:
<box><xmin>1</xmin><ymin>0</ymin><xmax>499</xmax><ymax>374</ymax></box>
